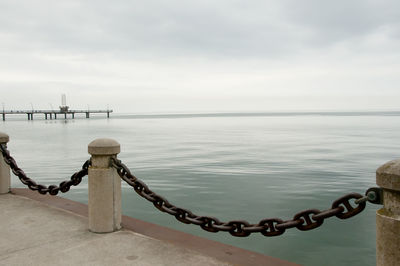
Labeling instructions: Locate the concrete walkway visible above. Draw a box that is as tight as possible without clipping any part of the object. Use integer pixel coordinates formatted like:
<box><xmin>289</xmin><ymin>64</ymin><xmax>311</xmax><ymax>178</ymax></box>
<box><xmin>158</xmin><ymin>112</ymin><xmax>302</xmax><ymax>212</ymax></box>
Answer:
<box><xmin>0</xmin><ymin>190</ymin><xmax>298</xmax><ymax>266</ymax></box>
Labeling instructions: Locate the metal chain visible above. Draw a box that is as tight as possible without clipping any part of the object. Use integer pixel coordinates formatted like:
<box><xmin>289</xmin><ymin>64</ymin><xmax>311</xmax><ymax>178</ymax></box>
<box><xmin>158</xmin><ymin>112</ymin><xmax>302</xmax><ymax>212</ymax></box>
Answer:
<box><xmin>0</xmin><ymin>143</ymin><xmax>90</xmax><ymax>195</ymax></box>
<box><xmin>111</xmin><ymin>158</ymin><xmax>367</xmax><ymax>237</ymax></box>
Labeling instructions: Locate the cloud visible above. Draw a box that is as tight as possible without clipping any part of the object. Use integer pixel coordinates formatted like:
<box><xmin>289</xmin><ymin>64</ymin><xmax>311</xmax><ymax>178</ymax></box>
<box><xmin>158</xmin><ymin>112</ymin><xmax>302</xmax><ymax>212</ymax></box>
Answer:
<box><xmin>0</xmin><ymin>0</ymin><xmax>399</xmax><ymax>112</ymax></box>
<box><xmin>1</xmin><ymin>0</ymin><xmax>399</xmax><ymax>58</ymax></box>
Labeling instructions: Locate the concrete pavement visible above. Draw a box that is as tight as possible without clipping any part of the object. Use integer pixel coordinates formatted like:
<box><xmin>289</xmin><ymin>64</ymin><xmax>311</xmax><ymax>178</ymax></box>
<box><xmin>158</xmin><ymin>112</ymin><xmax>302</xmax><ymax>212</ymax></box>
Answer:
<box><xmin>0</xmin><ymin>193</ymin><xmax>231</xmax><ymax>266</ymax></box>
<box><xmin>0</xmin><ymin>189</ymin><xmax>298</xmax><ymax>266</ymax></box>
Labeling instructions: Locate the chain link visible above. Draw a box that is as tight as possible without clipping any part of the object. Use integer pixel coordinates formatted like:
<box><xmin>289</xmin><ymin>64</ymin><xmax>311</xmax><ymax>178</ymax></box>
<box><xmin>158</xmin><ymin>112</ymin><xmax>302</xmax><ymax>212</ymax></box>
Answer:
<box><xmin>111</xmin><ymin>158</ymin><xmax>367</xmax><ymax>237</ymax></box>
<box><xmin>0</xmin><ymin>143</ymin><xmax>368</xmax><ymax>235</ymax></box>
<box><xmin>0</xmin><ymin>143</ymin><xmax>89</xmax><ymax>195</ymax></box>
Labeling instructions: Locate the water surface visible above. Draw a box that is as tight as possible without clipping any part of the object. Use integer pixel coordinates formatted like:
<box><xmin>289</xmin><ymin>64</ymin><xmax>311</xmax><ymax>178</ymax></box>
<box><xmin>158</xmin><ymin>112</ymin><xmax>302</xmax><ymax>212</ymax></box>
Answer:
<box><xmin>2</xmin><ymin>112</ymin><xmax>398</xmax><ymax>265</ymax></box>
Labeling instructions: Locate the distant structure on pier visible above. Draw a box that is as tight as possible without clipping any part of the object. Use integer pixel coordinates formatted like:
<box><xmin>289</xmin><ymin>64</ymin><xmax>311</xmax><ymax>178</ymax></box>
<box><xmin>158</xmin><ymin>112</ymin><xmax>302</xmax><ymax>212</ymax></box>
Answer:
<box><xmin>59</xmin><ymin>94</ymin><xmax>69</xmax><ymax>112</ymax></box>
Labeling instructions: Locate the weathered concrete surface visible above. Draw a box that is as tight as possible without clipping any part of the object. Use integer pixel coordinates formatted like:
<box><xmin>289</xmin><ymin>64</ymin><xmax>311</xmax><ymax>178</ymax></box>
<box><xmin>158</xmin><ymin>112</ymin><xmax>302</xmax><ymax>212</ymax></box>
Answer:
<box><xmin>376</xmin><ymin>159</ymin><xmax>400</xmax><ymax>266</ymax></box>
<box><xmin>0</xmin><ymin>132</ymin><xmax>10</xmax><ymax>194</ymax></box>
<box><xmin>88</xmin><ymin>138</ymin><xmax>120</xmax><ymax>156</ymax></box>
<box><xmin>0</xmin><ymin>191</ymin><xmax>299</xmax><ymax>266</ymax></box>
<box><xmin>0</xmin><ymin>193</ymin><xmax>229</xmax><ymax>266</ymax></box>
<box><xmin>88</xmin><ymin>167</ymin><xmax>122</xmax><ymax>233</ymax></box>
<box><xmin>0</xmin><ymin>153</ymin><xmax>10</xmax><ymax>194</ymax></box>
<box><xmin>0</xmin><ymin>132</ymin><xmax>9</xmax><ymax>143</ymax></box>
<box><xmin>88</xmin><ymin>138</ymin><xmax>121</xmax><ymax>233</ymax></box>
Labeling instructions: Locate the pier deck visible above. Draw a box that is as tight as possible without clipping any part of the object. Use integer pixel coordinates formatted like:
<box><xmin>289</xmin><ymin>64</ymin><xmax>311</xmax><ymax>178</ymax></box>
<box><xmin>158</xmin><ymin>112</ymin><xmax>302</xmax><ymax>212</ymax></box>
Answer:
<box><xmin>0</xmin><ymin>189</ymin><xmax>297</xmax><ymax>266</ymax></box>
<box><xmin>1</xmin><ymin>110</ymin><xmax>112</xmax><ymax>120</ymax></box>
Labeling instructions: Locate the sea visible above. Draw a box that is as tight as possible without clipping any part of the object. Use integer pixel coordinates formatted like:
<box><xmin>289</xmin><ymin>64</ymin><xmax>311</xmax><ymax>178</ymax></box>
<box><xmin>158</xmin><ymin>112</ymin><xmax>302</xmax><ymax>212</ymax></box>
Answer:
<box><xmin>1</xmin><ymin>111</ymin><xmax>399</xmax><ymax>266</ymax></box>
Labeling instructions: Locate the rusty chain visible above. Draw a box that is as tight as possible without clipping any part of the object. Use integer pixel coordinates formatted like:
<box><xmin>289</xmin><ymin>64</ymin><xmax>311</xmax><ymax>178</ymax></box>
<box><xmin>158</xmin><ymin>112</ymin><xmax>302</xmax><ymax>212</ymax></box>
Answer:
<box><xmin>0</xmin><ymin>143</ymin><xmax>89</xmax><ymax>195</ymax></box>
<box><xmin>0</xmin><ymin>142</ymin><xmax>369</xmax><ymax>236</ymax></box>
<box><xmin>111</xmin><ymin>158</ymin><xmax>367</xmax><ymax>237</ymax></box>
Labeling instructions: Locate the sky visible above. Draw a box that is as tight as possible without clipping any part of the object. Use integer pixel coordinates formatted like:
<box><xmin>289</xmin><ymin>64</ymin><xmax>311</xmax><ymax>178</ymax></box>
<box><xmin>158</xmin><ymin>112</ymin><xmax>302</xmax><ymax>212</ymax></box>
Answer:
<box><xmin>0</xmin><ymin>0</ymin><xmax>399</xmax><ymax>113</ymax></box>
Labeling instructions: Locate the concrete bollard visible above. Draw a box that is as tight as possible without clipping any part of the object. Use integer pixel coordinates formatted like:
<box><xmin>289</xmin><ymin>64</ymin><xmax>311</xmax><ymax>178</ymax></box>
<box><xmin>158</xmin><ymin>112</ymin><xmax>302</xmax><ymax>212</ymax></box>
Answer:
<box><xmin>88</xmin><ymin>138</ymin><xmax>122</xmax><ymax>233</ymax></box>
<box><xmin>0</xmin><ymin>132</ymin><xmax>10</xmax><ymax>194</ymax></box>
<box><xmin>376</xmin><ymin>159</ymin><xmax>400</xmax><ymax>266</ymax></box>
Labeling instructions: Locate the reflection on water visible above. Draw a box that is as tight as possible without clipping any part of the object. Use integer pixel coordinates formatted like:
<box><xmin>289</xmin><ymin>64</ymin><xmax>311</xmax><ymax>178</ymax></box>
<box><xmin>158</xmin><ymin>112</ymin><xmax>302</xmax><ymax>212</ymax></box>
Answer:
<box><xmin>1</xmin><ymin>112</ymin><xmax>397</xmax><ymax>266</ymax></box>
<box><xmin>44</xmin><ymin>119</ymin><xmax>75</xmax><ymax>125</ymax></box>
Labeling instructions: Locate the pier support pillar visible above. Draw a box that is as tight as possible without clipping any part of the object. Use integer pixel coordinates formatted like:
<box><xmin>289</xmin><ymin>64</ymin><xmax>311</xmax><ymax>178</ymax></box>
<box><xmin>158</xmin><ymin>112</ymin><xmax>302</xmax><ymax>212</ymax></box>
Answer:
<box><xmin>64</xmin><ymin>113</ymin><xmax>67</xmax><ymax>119</ymax></box>
<box><xmin>376</xmin><ymin>160</ymin><xmax>400</xmax><ymax>266</ymax></box>
<box><xmin>88</xmin><ymin>138</ymin><xmax>121</xmax><ymax>233</ymax></box>
<box><xmin>45</xmin><ymin>114</ymin><xmax>47</xmax><ymax>120</ymax></box>
<box><xmin>72</xmin><ymin>113</ymin><xmax>75</xmax><ymax>119</ymax></box>
<box><xmin>2</xmin><ymin>113</ymin><xmax>4</xmax><ymax>121</ymax></box>
<box><xmin>86</xmin><ymin>112</ymin><xmax>90</xmax><ymax>118</ymax></box>
<box><xmin>54</xmin><ymin>113</ymin><xmax>57</xmax><ymax>119</ymax></box>
<box><xmin>0</xmin><ymin>132</ymin><xmax>10</xmax><ymax>194</ymax></box>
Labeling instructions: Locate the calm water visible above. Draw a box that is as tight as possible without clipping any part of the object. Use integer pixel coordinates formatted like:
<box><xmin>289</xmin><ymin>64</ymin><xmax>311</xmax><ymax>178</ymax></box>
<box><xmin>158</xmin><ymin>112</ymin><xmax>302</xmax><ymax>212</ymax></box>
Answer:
<box><xmin>2</xmin><ymin>112</ymin><xmax>399</xmax><ymax>266</ymax></box>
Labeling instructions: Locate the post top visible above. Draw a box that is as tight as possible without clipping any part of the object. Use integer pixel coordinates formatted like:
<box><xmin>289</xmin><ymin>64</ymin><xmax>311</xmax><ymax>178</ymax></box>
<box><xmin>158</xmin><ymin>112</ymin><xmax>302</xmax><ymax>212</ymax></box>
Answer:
<box><xmin>88</xmin><ymin>138</ymin><xmax>120</xmax><ymax>155</ymax></box>
<box><xmin>0</xmin><ymin>132</ymin><xmax>9</xmax><ymax>143</ymax></box>
<box><xmin>376</xmin><ymin>159</ymin><xmax>400</xmax><ymax>191</ymax></box>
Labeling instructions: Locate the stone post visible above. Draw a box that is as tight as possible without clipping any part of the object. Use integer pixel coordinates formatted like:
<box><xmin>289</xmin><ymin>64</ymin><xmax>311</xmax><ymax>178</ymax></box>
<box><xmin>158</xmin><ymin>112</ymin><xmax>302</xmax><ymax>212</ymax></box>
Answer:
<box><xmin>0</xmin><ymin>132</ymin><xmax>10</xmax><ymax>194</ymax></box>
<box><xmin>88</xmin><ymin>138</ymin><xmax>121</xmax><ymax>233</ymax></box>
<box><xmin>376</xmin><ymin>159</ymin><xmax>400</xmax><ymax>266</ymax></box>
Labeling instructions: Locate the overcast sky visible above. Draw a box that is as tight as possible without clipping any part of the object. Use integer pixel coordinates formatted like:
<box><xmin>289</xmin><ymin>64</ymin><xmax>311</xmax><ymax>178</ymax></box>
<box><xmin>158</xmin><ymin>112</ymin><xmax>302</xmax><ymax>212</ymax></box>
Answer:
<box><xmin>0</xmin><ymin>0</ymin><xmax>399</xmax><ymax>113</ymax></box>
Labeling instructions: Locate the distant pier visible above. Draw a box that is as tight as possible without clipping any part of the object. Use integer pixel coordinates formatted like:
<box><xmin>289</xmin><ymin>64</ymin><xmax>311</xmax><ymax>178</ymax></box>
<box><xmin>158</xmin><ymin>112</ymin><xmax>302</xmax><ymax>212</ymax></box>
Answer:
<box><xmin>1</xmin><ymin>109</ymin><xmax>112</xmax><ymax>121</ymax></box>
